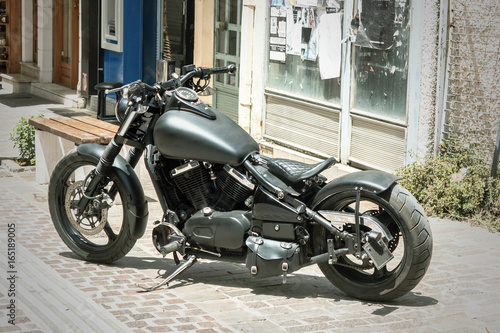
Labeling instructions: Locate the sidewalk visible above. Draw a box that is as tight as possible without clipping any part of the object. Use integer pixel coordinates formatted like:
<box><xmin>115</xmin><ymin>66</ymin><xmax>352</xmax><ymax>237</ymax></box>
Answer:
<box><xmin>1</xmin><ymin>92</ymin><xmax>500</xmax><ymax>332</ymax></box>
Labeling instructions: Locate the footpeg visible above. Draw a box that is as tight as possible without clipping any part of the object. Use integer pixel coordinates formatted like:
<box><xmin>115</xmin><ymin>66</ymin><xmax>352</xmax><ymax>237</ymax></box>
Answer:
<box><xmin>152</xmin><ymin>222</ymin><xmax>185</xmax><ymax>257</ymax></box>
<box><xmin>136</xmin><ymin>255</ymin><xmax>197</xmax><ymax>292</ymax></box>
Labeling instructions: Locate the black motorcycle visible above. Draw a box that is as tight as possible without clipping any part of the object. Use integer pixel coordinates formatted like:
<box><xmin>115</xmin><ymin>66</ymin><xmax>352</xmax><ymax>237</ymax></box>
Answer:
<box><xmin>48</xmin><ymin>64</ymin><xmax>432</xmax><ymax>301</ymax></box>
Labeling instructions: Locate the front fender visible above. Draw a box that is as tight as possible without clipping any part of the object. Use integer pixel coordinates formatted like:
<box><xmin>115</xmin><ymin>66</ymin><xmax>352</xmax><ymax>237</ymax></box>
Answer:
<box><xmin>310</xmin><ymin>170</ymin><xmax>400</xmax><ymax>209</ymax></box>
<box><xmin>77</xmin><ymin>144</ymin><xmax>148</xmax><ymax>239</ymax></box>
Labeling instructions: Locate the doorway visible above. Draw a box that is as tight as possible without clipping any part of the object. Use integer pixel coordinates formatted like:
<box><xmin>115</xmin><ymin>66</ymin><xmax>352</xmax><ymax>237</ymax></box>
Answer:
<box><xmin>213</xmin><ymin>0</ymin><xmax>241</xmax><ymax>123</ymax></box>
<box><xmin>54</xmin><ymin>0</ymin><xmax>79</xmax><ymax>89</ymax></box>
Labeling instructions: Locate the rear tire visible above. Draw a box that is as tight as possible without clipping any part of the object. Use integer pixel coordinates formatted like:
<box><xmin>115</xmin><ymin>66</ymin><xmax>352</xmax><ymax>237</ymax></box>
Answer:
<box><xmin>48</xmin><ymin>149</ymin><xmax>136</xmax><ymax>263</ymax></box>
<box><xmin>315</xmin><ymin>184</ymin><xmax>432</xmax><ymax>301</ymax></box>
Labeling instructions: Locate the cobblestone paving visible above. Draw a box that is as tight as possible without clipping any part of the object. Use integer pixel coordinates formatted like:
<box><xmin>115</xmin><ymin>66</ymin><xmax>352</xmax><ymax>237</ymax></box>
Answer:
<box><xmin>1</xmin><ymin>94</ymin><xmax>500</xmax><ymax>332</ymax></box>
<box><xmin>1</xmin><ymin>164</ymin><xmax>500</xmax><ymax>333</ymax></box>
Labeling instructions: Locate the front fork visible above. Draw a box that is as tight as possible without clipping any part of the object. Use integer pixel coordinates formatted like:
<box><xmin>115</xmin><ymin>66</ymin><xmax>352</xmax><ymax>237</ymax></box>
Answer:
<box><xmin>76</xmin><ymin>111</ymin><xmax>143</xmax><ymax>213</ymax></box>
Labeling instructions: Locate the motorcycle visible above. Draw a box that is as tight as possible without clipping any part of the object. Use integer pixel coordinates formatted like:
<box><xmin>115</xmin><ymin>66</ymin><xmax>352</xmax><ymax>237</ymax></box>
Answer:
<box><xmin>48</xmin><ymin>64</ymin><xmax>432</xmax><ymax>301</ymax></box>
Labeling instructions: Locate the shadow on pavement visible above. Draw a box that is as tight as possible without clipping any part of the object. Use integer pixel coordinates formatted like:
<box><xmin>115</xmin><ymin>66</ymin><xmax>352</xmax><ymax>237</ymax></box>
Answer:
<box><xmin>60</xmin><ymin>251</ymin><xmax>439</xmax><ymax>308</ymax></box>
<box><xmin>0</xmin><ymin>93</ymin><xmax>53</xmax><ymax>107</ymax></box>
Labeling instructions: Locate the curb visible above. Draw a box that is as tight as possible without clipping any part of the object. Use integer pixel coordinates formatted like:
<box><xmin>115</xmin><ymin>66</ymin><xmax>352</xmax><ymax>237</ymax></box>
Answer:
<box><xmin>1</xmin><ymin>159</ymin><xmax>36</xmax><ymax>173</ymax></box>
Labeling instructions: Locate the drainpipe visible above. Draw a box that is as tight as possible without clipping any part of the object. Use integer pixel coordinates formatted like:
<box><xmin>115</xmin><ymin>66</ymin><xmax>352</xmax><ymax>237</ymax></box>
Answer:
<box><xmin>491</xmin><ymin>121</ymin><xmax>500</xmax><ymax>179</ymax></box>
<box><xmin>434</xmin><ymin>0</ymin><xmax>451</xmax><ymax>155</ymax></box>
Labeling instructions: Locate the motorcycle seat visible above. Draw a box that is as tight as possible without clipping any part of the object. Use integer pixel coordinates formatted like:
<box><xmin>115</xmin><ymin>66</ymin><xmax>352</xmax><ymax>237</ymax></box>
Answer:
<box><xmin>266</xmin><ymin>157</ymin><xmax>337</xmax><ymax>186</ymax></box>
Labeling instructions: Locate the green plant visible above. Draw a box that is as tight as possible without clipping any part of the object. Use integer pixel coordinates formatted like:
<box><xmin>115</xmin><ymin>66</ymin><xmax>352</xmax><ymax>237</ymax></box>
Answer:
<box><xmin>476</xmin><ymin>178</ymin><xmax>500</xmax><ymax>232</ymax></box>
<box><xmin>9</xmin><ymin>114</ymin><xmax>43</xmax><ymax>166</ymax></box>
<box><xmin>396</xmin><ymin>139</ymin><xmax>500</xmax><ymax>232</ymax></box>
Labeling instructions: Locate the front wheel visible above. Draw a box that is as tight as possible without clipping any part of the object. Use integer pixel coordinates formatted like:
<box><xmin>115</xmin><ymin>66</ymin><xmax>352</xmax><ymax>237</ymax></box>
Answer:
<box><xmin>314</xmin><ymin>184</ymin><xmax>432</xmax><ymax>301</ymax></box>
<box><xmin>48</xmin><ymin>149</ymin><xmax>137</xmax><ymax>263</ymax></box>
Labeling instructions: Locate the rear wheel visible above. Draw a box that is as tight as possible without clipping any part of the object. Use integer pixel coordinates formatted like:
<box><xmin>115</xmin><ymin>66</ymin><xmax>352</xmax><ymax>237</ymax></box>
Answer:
<box><xmin>48</xmin><ymin>150</ymin><xmax>136</xmax><ymax>263</ymax></box>
<box><xmin>315</xmin><ymin>184</ymin><xmax>432</xmax><ymax>301</ymax></box>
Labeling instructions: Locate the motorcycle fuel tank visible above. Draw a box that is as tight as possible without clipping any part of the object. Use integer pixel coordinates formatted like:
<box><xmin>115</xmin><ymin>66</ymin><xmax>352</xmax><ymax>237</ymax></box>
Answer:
<box><xmin>154</xmin><ymin>106</ymin><xmax>259</xmax><ymax>165</ymax></box>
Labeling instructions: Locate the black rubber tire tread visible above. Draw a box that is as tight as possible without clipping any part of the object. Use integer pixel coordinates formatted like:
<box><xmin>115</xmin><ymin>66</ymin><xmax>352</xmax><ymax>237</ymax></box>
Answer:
<box><xmin>317</xmin><ymin>183</ymin><xmax>433</xmax><ymax>301</ymax></box>
<box><xmin>48</xmin><ymin>149</ymin><xmax>136</xmax><ymax>264</ymax></box>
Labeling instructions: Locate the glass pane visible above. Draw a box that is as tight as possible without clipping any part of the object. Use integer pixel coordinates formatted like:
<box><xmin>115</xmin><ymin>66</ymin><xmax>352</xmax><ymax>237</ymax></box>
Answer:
<box><xmin>215</xmin><ymin>59</ymin><xmax>225</xmax><ymax>83</ymax></box>
<box><xmin>267</xmin><ymin>6</ymin><xmax>343</xmax><ymax>104</ymax></box>
<box><xmin>218</xmin><ymin>0</ymin><xmax>226</xmax><ymax>22</ymax></box>
<box><xmin>229</xmin><ymin>31</ymin><xmax>237</xmax><ymax>56</ymax></box>
<box><xmin>62</xmin><ymin>0</ymin><xmax>71</xmax><ymax>64</ymax></box>
<box><xmin>229</xmin><ymin>1</ymin><xmax>238</xmax><ymax>24</ymax></box>
<box><xmin>351</xmin><ymin>0</ymin><xmax>411</xmax><ymax>121</ymax></box>
<box><xmin>268</xmin><ymin>59</ymin><xmax>341</xmax><ymax>103</ymax></box>
<box><xmin>228</xmin><ymin>61</ymin><xmax>237</xmax><ymax>86</ymax></box>
<box><xmin>217</xmin><ymin>30</ymin><xmax>226</xmax><ymax>53</ymax></box>
<box><xmin>165</xmin><ymin>0</ymin><xmax>185</xmax><ymax>56</ymax></box>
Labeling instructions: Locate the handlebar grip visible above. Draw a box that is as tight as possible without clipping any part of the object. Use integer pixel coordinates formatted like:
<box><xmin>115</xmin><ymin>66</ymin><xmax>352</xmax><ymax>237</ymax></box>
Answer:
<box><xmin>211</xmin><ymin>64</ymin><xmax>237</xmax><ymax>75</ymax></box>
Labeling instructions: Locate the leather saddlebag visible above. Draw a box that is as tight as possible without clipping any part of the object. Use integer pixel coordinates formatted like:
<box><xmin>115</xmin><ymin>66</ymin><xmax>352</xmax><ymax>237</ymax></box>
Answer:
<box><xmin>245</xmin><ymin>236</ymin><xmax>301</xmax><ymax>278</ymax></box>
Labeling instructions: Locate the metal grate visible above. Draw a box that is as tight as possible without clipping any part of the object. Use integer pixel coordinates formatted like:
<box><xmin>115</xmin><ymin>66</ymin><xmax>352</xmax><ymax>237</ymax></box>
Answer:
<box><xmin>443</xmin><ymin>1</ymin><xmax>500</xmax><ymax>170</ymax></box>
<box><xmin>350</xmin><ymin>115</ymin><xmax>406</xmax><ymax>173</ymax></box>
<box><xmin>264</xmin><ymin>94</ymin><xmax>340</xmax><ymax>159</ymax></box>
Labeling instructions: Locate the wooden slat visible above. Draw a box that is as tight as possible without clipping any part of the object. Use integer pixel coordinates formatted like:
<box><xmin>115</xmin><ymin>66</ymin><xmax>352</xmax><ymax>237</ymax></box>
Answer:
<box><xmin>50</xmin><ymin>117</ymin><xmax>115</xmax><ymax>144</ymax></box>
<box><xmin>29</xmin><ymin>116</ymin><xmax>119</xmax><ymax>145</ymax></box>
<box><xmin>72</xmin><ymin>116</ymin><xmax>119</xmax><ymax>133</ymax></box>
<box><xmin>28</xmin><ymin>118</ymin><xmax>101</xmax><ymax>144</ymax></box>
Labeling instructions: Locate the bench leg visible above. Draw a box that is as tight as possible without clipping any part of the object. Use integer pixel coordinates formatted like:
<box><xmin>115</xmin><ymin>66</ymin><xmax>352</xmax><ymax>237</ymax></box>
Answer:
<box><xmin>35</xmin><ymin>130</ymin><xmax>75</xmax><ymax>184</ymax></box>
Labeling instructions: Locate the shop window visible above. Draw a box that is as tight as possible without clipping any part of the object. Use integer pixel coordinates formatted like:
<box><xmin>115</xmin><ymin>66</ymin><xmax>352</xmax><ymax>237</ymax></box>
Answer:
<box><xmin>267</xmin><ymin>4</ymin><xmax>343</xmax><ymax>105</ymax></box>
<box><xmin>101</xmin><ymin>0</ymin><xmax>123</xmax><ymax>52</ymax></box>
<box><xmin>351</xmin><ymin>0</ymin><xmax>410</xmax><ymax>121</ymax></box>
<box><xmin>266</xmin><ymin>0</ymin><xmax>411</xmax><ymax>121</ymax></box>
<box><xmin>159</xmin><ymin>0</ymin><xmax>194</xmax><ymax>67</ymax></box>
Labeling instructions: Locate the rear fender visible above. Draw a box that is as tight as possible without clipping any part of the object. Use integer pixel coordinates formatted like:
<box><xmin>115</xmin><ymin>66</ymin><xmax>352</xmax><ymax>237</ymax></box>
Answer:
<box><xmin>310</xmin><ymin>170</ymin><xmax>400</xmax><ymax>210</ymax></box>
<box><xmin>77</xmin><ymin>144</ymin><xmax>148</xmax><ymax>239</ymax></box>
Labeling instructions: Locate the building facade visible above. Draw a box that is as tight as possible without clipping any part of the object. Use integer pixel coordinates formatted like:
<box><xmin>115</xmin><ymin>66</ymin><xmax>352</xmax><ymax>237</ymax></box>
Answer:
<box><xmin>15</xmin><ymin>0</ymin><xmax>500</xmax><ymax>174</ymax></box>
<box><xmin>221</xmin><ymin>0</ymin><xmax>439</xmax><ymax>173</ymax></box>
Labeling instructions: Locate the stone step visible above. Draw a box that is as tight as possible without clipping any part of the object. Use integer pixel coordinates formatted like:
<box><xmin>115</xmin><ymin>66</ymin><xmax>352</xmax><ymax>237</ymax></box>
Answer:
<box><xmin>30</xmin><ymin>82</ymin><xmax>86</xmax><ymax>109</ymax></box>
<box><xmin>0</xmin><ymin>73</ymin><xmax>39</xmax><ymax>94</ymax></box>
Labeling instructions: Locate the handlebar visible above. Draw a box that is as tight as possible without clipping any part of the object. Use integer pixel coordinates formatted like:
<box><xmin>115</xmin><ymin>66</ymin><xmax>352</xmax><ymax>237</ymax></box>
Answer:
<box><xmin>105</xmin><ymin>64</ymin><xmax>237</xmax><ymax>100</ymax></box>
<box><xmin>179</xmin><ymin>64</ymin><xmax>237</xmax><ymax>85</ymax></box>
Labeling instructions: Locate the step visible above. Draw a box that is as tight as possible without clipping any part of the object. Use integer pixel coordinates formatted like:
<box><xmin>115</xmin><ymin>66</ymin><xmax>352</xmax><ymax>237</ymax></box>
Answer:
<box><xmin>30</xmin><ymin>82</ymin><xmax>86</xmax><ymax>109</ymax></box>
<box><xmin>0</xmin><ymin>73</ymin><xmax>39</xmax><ymax>94</ymax></box>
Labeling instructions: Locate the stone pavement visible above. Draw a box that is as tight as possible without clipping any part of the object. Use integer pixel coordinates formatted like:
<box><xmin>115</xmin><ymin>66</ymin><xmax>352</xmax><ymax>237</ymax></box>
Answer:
<box><xmin>1</xmin><ymin>92</ymin><xmax>500</xmax><ymax>332</ymax></box>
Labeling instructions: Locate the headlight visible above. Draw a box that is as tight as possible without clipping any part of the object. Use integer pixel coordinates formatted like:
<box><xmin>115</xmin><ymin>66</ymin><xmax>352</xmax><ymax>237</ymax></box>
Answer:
<box><xmin>114</xmin><ymin>98</ymin><xmax>130</xmax><ymax>124</ymax></box>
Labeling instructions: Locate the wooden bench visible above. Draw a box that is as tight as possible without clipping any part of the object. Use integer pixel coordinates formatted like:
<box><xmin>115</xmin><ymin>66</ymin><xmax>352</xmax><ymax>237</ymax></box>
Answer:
<box><xmin>29</xmin><ymin>116</ymin><xmax>119</xmax><ymax>184</ymax></box>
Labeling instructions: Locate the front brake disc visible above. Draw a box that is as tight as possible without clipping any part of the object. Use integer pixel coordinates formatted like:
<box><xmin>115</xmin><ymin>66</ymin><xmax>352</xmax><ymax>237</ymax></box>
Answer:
<box><xmin>65</xmin><ymin>181</ymin><xmax>108</xmax><ymax>236</ymax></box>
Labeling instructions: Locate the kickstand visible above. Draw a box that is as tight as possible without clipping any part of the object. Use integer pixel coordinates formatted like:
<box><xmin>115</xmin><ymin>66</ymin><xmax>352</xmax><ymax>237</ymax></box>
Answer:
<box><xmin>135</xmin><ymin>255</ymin><xmax>197</xmax><ymax>292</ymax></box>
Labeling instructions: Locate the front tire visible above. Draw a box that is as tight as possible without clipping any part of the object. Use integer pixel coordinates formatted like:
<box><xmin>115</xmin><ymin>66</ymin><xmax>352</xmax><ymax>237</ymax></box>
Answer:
<box><xmin>48</xmin><ymin>149</ymin><xmax>136</xmax><ymax>263</ymax></box>
<box><xmin>315</xmin><ymin>184</ymin><xmax>432</xmax><ymax>301</ymax></box>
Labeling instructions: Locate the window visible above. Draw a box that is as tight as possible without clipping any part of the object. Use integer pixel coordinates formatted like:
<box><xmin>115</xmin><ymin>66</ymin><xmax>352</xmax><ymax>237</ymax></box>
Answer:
<box><xmin>351</xmin><ymin>0</ymin><xmax>410</xmax><ymax>121</ymax></box>
<box><xmin>101</xmin><ymin>0</ymin><xmax>123</xmax><ymax>52</ymax></box>
<box><xmin>267</xmin><ymin>5</ymin><xmax>344</xmax><ymax>105</ymax></box>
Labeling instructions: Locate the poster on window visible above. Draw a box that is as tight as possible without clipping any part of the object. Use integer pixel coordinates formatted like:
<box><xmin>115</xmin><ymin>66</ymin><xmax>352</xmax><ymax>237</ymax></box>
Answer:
<box><xmin>270</xmin><ymin>6</ymin><xmax>287</xmax><ymax>63</ymax></box>
<box><xmin>318</xmin><ymin>12</ymin><xmax>342</xmax><ymax>79</ymax></box>
<box><xmin>286</xmin><ymin>7</ymin><xmax>301</xmax><ymax>56</ymax></box>
<box><xmin>300</xmin><ymin>7</ymin><xmax>318</xmax><ymax>61</ymax></box>
<box><xmin>351</xmin><ymin>0</ymin><xmax>398</xmax><ymax>50</ymax></box>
